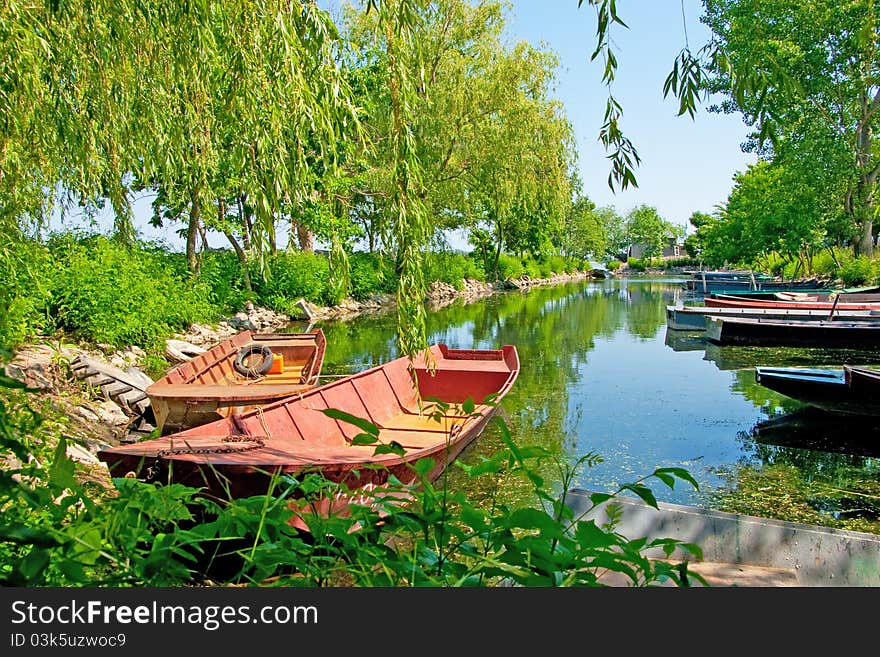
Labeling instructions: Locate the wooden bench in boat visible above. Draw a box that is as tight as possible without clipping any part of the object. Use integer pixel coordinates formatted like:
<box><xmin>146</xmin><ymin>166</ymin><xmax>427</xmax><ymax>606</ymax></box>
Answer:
<box><xmin>147</xmin><ymin>382</ymin><xmax>314</xmax><ymax>402</ymax></box>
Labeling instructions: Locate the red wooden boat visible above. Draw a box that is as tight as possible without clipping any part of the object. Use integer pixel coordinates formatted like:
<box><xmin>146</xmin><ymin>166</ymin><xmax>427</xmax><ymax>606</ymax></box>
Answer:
<box><xmin>704</xmin><ymin>294</ymin><xmax>880</xmax><ymax>311</ymax></box>
<box><xmin>99</xmin><ymin>343</ymin><xmax>520</xmax><ymax>528</ymax></box>
<box><xmin>147</xmin><ymin>330</ymin><xmax>326</xmax><ymax>434</ymax></box>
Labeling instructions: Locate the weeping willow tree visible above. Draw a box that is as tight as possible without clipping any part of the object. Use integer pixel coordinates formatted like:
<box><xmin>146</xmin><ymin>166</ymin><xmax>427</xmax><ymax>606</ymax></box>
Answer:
<box><xmin>0</xmin><ymin>0</ymin><xmax>364</xmax><ymax>344</ymax></box>
<box><xmin>358</xmin><ymin>0</ymin><xmax>432</xmax><ymax>361</ymax></box>
<box><xmin>348</xmin><ymin>0</ymin><xmax>576</xmax><ymax>355</ymax></box>
<box><xmin>0</xmin><ymin>0</ymin><xmax>578</xmax><ymax>359</ymax></box>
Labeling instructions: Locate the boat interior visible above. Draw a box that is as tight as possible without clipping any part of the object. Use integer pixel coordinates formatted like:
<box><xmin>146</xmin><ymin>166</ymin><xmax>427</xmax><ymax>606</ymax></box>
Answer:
<box><xmin>104</xmin><ymin>345</ymin><xmax>520</xmax><ymax>468</ymax></box>
<box><xmin>148</xmin><ymin>331</ymin><xmax>326</xmax><ymax>401</ymax></box>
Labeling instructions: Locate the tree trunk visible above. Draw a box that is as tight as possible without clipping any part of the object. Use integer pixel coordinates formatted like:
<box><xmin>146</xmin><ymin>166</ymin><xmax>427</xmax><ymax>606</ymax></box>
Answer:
<box><xmin>218</xmin><ymin>198</ymin><xmax>252</xmax><ymax>294</ymax></box>
<box><xmin>224</xmin><ymin>231</ymin><xmax>253</xmax><ymax>294</ymax></box>
<box><xmin>295</xmin><ymin>221</ymin><xmax>314</xmax><ymax>252</ymax></box>
<box><xmin>238</xmin><ymin>194</ymin><xmax>252</xmax><ymax>251</ymax></box>
<box><xmin>858</xmin><ymin>219</ymin><xmax>874</xmax><ymax>258</ymax></box>
<box><xmin>186</xmin><ymin>189</ymin><xmax>201</xmax><ymax>275</ymax></box>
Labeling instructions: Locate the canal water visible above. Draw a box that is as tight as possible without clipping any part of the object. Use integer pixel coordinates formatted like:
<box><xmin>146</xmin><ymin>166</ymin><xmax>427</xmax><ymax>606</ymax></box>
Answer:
<box><xmin>290</xmin><ymin>276</ymin><xmax>880</xmax><ymax>533</ymax></box>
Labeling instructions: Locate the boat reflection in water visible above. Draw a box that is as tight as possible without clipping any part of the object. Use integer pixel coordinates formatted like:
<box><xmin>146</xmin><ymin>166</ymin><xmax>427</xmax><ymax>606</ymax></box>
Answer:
<box><xmin>749</xmin><ymin>409</ymin><xmax>880</xmax><ymax>459</ymax></box>
<box><xmin>663</xmin><ymin>327</ymin><xmax>706</xmax><ymax>353</ymax></box>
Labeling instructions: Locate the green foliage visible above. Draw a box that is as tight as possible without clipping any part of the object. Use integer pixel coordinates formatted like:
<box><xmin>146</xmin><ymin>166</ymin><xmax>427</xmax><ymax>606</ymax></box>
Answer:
<box><xmin>811</xmin><ymin>249</ymin><xmax>844</xmax><ymax>278</ymax></box>
<box><xmin>523</xmin><ymin>257</ymin><xmax>544</xmax><ymax>279</ymax></box>
<box><xmin>702</xmin><ymin>0</ymin><xmax>879</xmax><ymax>256</ymax></box>
<box><xmin>349</xmin><ymin>252</ymin><xmax>398</xmax><ymax>300</ymax></box>
<box><xmin>838</xmin><ymin>257</ymin><xmax>879</xmax><ymax>287</ymax></box>
<box><xmin>605</xmin><ymin>259</ymin><xmax>622</xmax><ymax>271</ymax></box>
<box><xmin>199</xmin><ymin>251</ymin><xmax>252</xmax><ymax>312</ymax></box>
<box><xmin>46</xmin><ymin>235</ymin><xmax>216</xmax><ymax>349</ymax></box>
<box><xmin>625</xmin><ymin>205</ymin><xmax>679</xmax><ymax>259</ymax></box>
<box><xmin>0</xmin><ymin>371</ymin><xmax>703</xmax><ymax>586</ymax></box>
<box><xmin>423</xmin><ymin>252</ymin><xmax>485</xmax><ymax>290</ymax></box>
<box><xmin>545</xmin><ymin>254</ymin><xmax>578</xmax><ymax>275</ymax></box>
<box><xmin>496</xmin><ymin>254</ymin><xmax>526</xmax><ymax>280</ymax></box>
<box><xmin>254</xmin><ymin>252</ymin><xmax>334</xmax><ymax>311</ymax></box>
<box><xmin>627</xmin><ymin>258</ymin><xmax>647</xmax><ymax>272</ymax></box>
<box><xmin>0</xmin><ymin>231</ymin><xmax>52</xmax><ymax>351</ymax></box>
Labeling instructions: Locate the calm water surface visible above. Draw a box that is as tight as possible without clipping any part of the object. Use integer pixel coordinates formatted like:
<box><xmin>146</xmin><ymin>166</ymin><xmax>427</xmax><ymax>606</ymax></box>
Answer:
<box><xmin>289</xmin><ymin>277</ymin><xmax>880</xmax><ymax>532</ymax></box>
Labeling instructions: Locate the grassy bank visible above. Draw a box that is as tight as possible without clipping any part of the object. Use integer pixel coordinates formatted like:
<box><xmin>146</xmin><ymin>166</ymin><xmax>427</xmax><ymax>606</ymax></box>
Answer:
<box><xmin>0</xmin><ymin>232</ymin><xmax>586</xmax><ymax>353</ymax></box>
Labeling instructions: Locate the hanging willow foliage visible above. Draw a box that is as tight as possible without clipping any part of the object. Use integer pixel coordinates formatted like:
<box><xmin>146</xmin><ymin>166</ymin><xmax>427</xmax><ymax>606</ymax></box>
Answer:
<box><xmin>365</xmin><ymin>0</ymin><xmax>432</xmax><ymax>362</ymax></box>
<box><xmin>0</xmin><ymin>1</ymin><xmax>360</xmax><ymax>250</ymax></box>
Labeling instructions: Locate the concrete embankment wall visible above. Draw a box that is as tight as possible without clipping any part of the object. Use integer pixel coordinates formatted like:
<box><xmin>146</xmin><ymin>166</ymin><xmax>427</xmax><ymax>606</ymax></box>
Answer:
<box><xmin>566</xmin><ymin>488</ymin><xmax>880</xmax><ymax>586</ymax></box>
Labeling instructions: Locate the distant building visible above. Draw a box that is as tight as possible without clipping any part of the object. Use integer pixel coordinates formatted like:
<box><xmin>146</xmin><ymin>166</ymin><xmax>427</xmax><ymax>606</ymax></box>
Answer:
<box><xmin>627</xmin><ymin>236</ymin><xmax>684</xmax><ymax>260</ymax></box>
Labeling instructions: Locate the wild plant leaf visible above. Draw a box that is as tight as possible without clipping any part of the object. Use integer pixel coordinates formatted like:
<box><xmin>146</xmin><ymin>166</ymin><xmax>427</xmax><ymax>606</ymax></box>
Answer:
<box><xmin>412</xmin><ymin>457</ymin><xmax>436</xmax><ymax>478</ymax></box>
<box><xmin>322</xmin><ymin>408</ymin><xmax>379</xmax><ymax>436</ymax></box>
<box><xmin>18</xmin><ymin>549</ymin><xmax>51</xmax><ymax>581</ymax></box>
<box><xmin>516</xmin><ymin>445</ymin><xmax>552</xmax><ymax>460</ymax></box>
<box><xmin>620</xmin><ymin>483</ymin><xmax>658</xmax><ymax>509</ymax></box>
<box><xmin>0</xmin><ymin>525</ymin><xmax>59</xmax><ymax>547</ymax></box>
<box><xmin>574</xmin><ymin>519</ymin><xmax>618</xmax><ymax>549</ymax></box>
<box><xmin>459</xmin><ymin>505</ymin><xmax>487</xmax><ymax>532</ymax></box>
<box><xmin>350</xmin><ymin>433</ymin><xmax>379</xmax><ymax>446</ymax></box>
<box><xmin>589</xmin><ymin>492</ymin><xmax>614</xmax><ymax>506</ymax></box>
<box><xmin>373</xmin><ymin>441</ymin><xmax>405</xmax><ymax>457</ymax></box>
<box><xmin>461</xmin><ymin>398</ymin><xmax>475</xmax><ymax>414</ymax></box>
<box><xmin>647</xmin><ymin>537</ymin><xmax>686</xmax><ymax>558</ymax></box>
<box><xmin>47</xmin><ymin>438</ymin><xmax>77</xmax><ymax>491</ymax></box>
<box><xmin>653</xmin><ymin>467</ymin><xmax>699</xmax><ymax>490</ymax></box>
<box><xmin>505</xmin><ymin>508</ymin><xmax>559</xmax><ymax>533</ymax></box>
<box><xmin>456</xmin><ymin>454</ymin><xmax>504</xmax><ymax>477</ymax></box>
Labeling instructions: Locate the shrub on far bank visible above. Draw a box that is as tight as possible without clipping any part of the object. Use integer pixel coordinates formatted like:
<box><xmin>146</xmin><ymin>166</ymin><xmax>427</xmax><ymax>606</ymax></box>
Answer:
<box><xmin>496</xmin><ymin>254</ymin><xmax>525</xmax><ymax>280</ymax></box>
<box><xmin>626</xmin><ymin>258</ymin><xmax>647</xmax><ymax>272</ymax></box>
<box><xmin>253</xmin><ymin>251</ymin><xmax>333</xmax><ymax>313</ymax></box>
<box><xmin>349</xmin><ymin>252</ymin><xmax>397</xmax><ymax>300</ymax></box>
<box><xmin>46</xmin><ymin>234</ymin><xmax>217</xmax><ymax>349</ymax></box>
<box><xmin>423</xmin><ymin>252</ymin><xmax>484</xmax><ymax>290</ymax></box>
<box><xmin>663</xmin><ymin>256</ymin><xmax>698</xmax><ymax>269</ymax></box>
<box><xmin>838</xmin><ymin>256</ymin><xmax>879</xmax><ymax>287</ymax></box>
<box><xmin>199</xmin><ymin>250</ymin><xmax>252</xmax><ymax>312</ymax></box>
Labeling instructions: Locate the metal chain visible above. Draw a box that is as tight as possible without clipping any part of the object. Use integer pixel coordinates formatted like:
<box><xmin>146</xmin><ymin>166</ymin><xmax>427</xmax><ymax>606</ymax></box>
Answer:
<box><xmin>144</xmin><ymin>434</ymin><xmax>266</xmax><ymax>481</ymax></box>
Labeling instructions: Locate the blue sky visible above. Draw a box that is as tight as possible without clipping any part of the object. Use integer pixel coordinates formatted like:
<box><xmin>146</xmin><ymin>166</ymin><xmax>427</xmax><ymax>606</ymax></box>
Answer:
<box><xmin>502</xmin><ymin>0</ymin><xmax>756</xmax><ymax>230</ymax></box>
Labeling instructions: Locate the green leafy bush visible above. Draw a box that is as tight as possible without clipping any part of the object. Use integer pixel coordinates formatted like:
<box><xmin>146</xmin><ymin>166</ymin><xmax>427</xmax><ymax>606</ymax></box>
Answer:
<box><xmin>46</xmin><ymin>234</ymin><xmax>216</xmax><ymax>349</ymax></box>
<box><xmin>253</xmin><ymin>251</ymin><xmax>333</xmax><ymax>310</ymax></box>
<box><xmin>838</xmin><ymin>256</ymin><xmax>878</xmax><ymax>287</ymax></box>
<box><xmin>627</xmin><ymin>258</ymin><xmax>647</xmax><ymax>272</ymax></box>
<box><xmin>811</xmin><ymin>249</ymin><xmax>844</xmax><ymax>278</ymax></box>
<box><xmin>200</xmin><ymin>250</ymin><xmax>251</xmax><ymax>311</ymax></box>
<box><xmin>663</xmin><ymin>256</ymin><xmax>698</xmax><ymax>268</ymax></box>
<box><xmin>496</xmin><ymin>254</ymin><xmax>525</xmax><ymax>280</ymax></box>
<box><xmin>423</xmin><ymin>252</ymin><xmax>484</xmax><ymax>290</ymax></box>
<box><xmin>348</xmin><ymin>252</ymin><xmax>397</xmax><ymax>300</ymax></box>
<box><xmin>523</xmin><ymin>256</ymin><xmax>544</xmax><ymax>279</ymax></box>
<box><xmin>606</xmin><ymin>259</ymin><xmax>622</xmax><ymax>271</ymax></box>
<box><xmin>0</xmin><ymin>233</ymin><xmax>52</xmax><ymax>350</ymax></box>
<box><xmin>545</xmin><ymin>254</ymin><xmax>575</xmax><ymax>275</ymax></box>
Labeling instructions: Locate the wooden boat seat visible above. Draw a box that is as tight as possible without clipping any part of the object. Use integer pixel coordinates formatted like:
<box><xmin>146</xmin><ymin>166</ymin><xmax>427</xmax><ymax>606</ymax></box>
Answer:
<box><xmin>146</xmin><ymin>383</ymin><xmax>312</xmax><ymax>402</ymax></box>
<box><xmin>422</xmin><ymin>360</ymin><xmax>512</xmax><ymax>373</ymax></box>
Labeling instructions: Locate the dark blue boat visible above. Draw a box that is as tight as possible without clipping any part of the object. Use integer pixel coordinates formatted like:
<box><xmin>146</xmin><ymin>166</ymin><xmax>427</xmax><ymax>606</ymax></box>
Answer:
<box><xmin>754</xmin><ymin>366</ymin><xmax>880</xmax><ymax>416</ymax></box>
